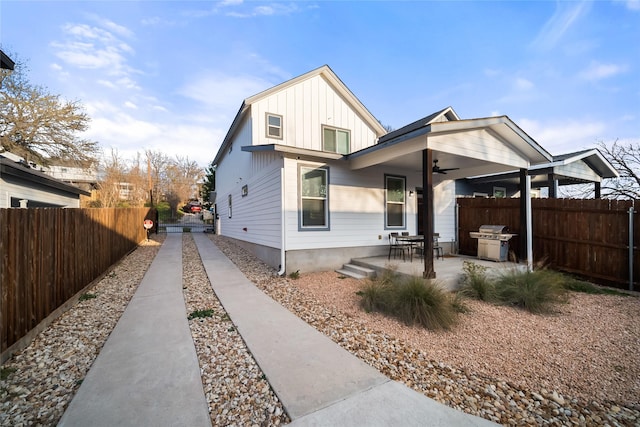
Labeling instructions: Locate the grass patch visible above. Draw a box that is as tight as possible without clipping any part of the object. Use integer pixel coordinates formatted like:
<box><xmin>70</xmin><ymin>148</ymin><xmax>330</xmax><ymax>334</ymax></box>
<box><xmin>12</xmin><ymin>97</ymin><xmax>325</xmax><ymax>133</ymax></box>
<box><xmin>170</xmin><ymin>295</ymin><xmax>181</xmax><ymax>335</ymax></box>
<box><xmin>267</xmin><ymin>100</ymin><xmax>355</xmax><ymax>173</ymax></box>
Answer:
<box><xmin>79</xmin><ymin>293</ymin><xmax>97</xmax><ymax>301</ymax></box>
<box><xmin>288</xmin><ymin>270</ymin><xmax>300</xmax><ymax>280</ymax></box>
<box><xmin>182</xmin><ymin>227</ymin><xmax>191</xmax><ymax>233</ymax></box>
<box><xmin>562</xmin><ymin>278</ymin><xmax>632</xmax><ymax>296</ymax></box>
<box><xmin>356</xmin><ymin>270</ymin><xmax>459</xmax><ymax>331</ymax></box>
<box><xmin>1</xmin><ymin>366</ymin><xmax>17</xmax><ymax>380</ymax></box>
<box><xmin>188</xmin><ymin>309</ymin><xmax>214</xmax><ymax>320</ymax></box>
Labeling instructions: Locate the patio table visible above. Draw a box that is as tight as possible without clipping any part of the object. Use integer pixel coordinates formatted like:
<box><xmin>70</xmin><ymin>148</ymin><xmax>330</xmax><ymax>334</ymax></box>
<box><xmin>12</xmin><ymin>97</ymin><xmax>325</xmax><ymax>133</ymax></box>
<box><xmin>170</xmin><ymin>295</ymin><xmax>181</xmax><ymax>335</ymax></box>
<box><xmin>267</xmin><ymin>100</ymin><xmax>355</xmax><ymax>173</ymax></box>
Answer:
<box><xmin>396</xmin><ymin>235</ymin><xmax>423</xmax><ymax>262</ymax></box>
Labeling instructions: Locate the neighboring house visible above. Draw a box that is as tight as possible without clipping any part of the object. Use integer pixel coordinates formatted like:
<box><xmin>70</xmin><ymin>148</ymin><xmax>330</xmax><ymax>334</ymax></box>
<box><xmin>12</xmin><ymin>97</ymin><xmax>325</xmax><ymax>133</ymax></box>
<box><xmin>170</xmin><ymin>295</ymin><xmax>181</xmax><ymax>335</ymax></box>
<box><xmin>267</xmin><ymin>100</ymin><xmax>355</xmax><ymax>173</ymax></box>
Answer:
<box><xmin>1</xmin><ymin>49</ymin><xmax>15</xmax><ymax>70</ymax></box>
<box><xmin>212</xmin><ymin>65</ymin><xmax>552</xmax><ymax>276</ymax></box>
<box><xmin>457</xmin><ymin>149</ymin><xmax>619</xmax><ymax>199</ymax></box>
<box><xmin>0</xmin><ymin>154</ymin><xmax>90</xmax><ymax>208</ymax></box>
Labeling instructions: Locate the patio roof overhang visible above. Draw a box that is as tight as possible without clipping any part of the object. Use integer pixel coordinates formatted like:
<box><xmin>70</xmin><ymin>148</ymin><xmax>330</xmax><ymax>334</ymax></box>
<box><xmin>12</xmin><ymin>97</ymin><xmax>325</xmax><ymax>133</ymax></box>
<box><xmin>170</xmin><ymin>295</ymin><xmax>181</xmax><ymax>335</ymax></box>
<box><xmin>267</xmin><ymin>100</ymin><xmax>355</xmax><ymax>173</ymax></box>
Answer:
<box><xmin>347</xmin><ymin>116</ymin><xmax>552</xmax><ymax>178</ymax></box>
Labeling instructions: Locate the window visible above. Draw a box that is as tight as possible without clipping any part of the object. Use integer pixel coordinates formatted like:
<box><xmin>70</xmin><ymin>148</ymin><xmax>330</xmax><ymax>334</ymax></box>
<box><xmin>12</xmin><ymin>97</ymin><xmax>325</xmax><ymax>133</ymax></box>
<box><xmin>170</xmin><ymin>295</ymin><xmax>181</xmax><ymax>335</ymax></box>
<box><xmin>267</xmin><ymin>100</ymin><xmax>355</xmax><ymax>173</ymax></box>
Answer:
<box><xmin>242</xmin><ymin>185</ymin><xmax>248</xmax><ymax>197</ymax></box>
<box><xmin>300</xmin><ymin>166</ymin><xmax>328</xmax><ymax>229</ymax></box>
<box><xmin>322</xmin><ymin>126</ymin><xmax>350</xmax><ymax>154</ymax></box>
<box><xmin>266</xmin><ymin>113</ymin><xmax>283</xmax><ymax>139</ymax></box>
<box><xmin>493</xmin><ymin>187</ymin><xmax>506</xmax><ymax>198</ymax></box>
<box><xmin>385</xmin><ymin>175</ymin><xmax>405</xmax><ymax>228</ymax></box>
<box><xmin>228</xmin><ymin>194</ymin><xmax>232</xmax><ymax>218</ymax></box>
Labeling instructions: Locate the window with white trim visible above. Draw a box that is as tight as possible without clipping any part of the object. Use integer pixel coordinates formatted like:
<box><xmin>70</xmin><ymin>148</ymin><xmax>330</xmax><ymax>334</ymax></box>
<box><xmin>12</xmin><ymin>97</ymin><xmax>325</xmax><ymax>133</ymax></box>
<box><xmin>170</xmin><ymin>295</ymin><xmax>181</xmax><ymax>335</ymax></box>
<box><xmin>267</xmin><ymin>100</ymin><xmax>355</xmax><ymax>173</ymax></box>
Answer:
<box><xmin>385</xmin><ymin>175</ymin><xmax>405</xmax><ymax>228</ymax></box>
<box><xmin>228</xmin><ymin>194</ymin><xmax>232</xmax><ymax>218</ymax></box>
<box><xmin>299</xmin><ymin>166</ymin><xmax>328</xmax><ymax>229</ymax></box>
<box><xmin>266</xmin><ymin>113</ymin><xmax>283</xmax><ymax>139</ymax></box>
<box><xmin>322</xmin><ymin>126</ymin><xmax>350</xmax><ymax>154</ymax></box>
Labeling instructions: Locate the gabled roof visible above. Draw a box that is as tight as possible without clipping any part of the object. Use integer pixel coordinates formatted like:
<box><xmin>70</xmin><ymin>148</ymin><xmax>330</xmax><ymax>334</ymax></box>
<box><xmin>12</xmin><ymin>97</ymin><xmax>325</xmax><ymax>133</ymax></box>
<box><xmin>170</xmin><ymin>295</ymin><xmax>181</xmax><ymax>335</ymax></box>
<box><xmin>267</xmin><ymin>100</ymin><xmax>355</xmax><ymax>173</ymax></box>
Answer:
<box><xmin>378</xmin><ymin>107</ymin><xmax>459</xmax><ymax>144</ymax></box>
<box><xmin>1</xmin><ymin>49</ymin><xmax>15</xmax><ymax>70</ymax></box>
<box><xmin>0</xmin><ymin>157</ymin><xmax>90</xmax><ymax>197</ymax></box>
<box><xmin>213</xmin><ymin>65</ymin><xmax>386</xmax><ymax>165</ymax></box>
<box><xmin>548</xmin><ymin>149</ymin><xmax>618</xmax><ymax>178</ymax></box>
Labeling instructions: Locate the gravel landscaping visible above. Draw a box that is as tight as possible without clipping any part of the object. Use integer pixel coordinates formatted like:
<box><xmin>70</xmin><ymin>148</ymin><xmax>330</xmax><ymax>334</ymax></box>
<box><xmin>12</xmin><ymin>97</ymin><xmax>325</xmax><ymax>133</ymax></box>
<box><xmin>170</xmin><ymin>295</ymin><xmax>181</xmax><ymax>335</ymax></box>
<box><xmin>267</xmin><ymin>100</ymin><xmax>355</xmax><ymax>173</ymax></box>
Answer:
<box><xmin>211</xmin><ymin>235</ymin><xmax>640</xmax><ymax>426</ymax></box>
<box><xmin>2</xmin><ymin>233</ymin><xmax>638</xmax><ymax>426</ymax></box>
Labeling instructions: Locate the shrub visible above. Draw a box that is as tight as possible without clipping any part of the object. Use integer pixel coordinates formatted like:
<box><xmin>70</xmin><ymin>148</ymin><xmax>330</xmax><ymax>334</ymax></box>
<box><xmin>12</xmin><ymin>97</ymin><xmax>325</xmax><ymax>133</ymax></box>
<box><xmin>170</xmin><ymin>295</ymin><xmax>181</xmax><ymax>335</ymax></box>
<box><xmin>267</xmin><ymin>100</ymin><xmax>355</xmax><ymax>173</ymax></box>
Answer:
<box><xmin>356</xmin><ymin>278</ymin><xmax>395</xmax><ymax>313</ymax></box>
<box><xmin>495</xmin><ymin>268</ymin><xmax>568</xmax><ymax>314</ymax></box>
<box><xmin>394</xmin><ymin>278</ymin><xmax>458</xmax><ymax>330</ymax></box>
<box><xmin>458</xmin><ymin>261</ymin><xmax>495</xmax><ymax>302</ymax></box>
<box><xmin>79</xmin><ymin>293</ymin><xmax>97</xmax><ymax>301</ymax></box>
<box><xmin>356</xmin><ymin>271</ymin><xmax>459</xmax><ymax>331</ymax></box>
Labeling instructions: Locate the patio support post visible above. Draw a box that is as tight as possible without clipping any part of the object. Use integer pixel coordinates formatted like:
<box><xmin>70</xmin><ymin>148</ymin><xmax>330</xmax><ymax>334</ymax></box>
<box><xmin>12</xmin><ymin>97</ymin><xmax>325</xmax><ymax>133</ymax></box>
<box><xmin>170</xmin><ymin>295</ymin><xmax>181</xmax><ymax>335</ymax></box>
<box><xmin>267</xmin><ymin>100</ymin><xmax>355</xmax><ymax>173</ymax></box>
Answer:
<box><xmin>422</xmin><ymin>148</ymin><xmax>436</xmax><ymax>279</ymax></box>
<box><xmin>595</xmin><ymin>182</ymin><xmax>601</xmax><ymax>199</ymax></box>
<box><xmin>519</xmin><ymin>168</ymin><xmax>529</xmax><ymax>262</ymax></box>
<box><xmin>548</xmin><ymin>173</ymin><xmax>558</xmax><ymax>198</ymax></box>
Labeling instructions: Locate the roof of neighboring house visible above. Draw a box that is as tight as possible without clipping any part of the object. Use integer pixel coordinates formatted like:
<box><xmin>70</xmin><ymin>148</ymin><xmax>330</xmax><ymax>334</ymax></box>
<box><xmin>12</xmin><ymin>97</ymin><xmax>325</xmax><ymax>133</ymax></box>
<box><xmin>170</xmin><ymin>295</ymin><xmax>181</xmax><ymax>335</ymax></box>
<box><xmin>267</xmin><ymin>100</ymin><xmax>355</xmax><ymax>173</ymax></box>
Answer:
<box><xmin>213</xmin><ymin>65</ymin><xmax>387</xmax><ymax>166</ymax></box>
<box><xmin>1</xmin><ymin>49</ymin><xmax>15</xmax><ymax>70</ymax></box>
<box><xmin>0</xmin><ymin>157</ymin><xmax>91</xmax><ymax>197</ymax></box>
<box><xmin>547</xmin><ymin>149</ymin><xmax>618</xmax><ymax>179</ymax></box>
<box><xmin>465</xmin><ymin>148</ymin><xmax>619</xmax><ymax>186</ymax></box>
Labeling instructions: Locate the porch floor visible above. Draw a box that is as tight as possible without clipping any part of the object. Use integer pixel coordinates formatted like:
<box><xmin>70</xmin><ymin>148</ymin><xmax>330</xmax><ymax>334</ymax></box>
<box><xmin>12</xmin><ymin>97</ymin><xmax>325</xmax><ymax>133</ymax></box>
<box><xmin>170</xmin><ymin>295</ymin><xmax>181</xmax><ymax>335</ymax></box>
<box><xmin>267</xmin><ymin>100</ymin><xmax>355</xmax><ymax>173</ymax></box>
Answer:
<box><xmin>350</xmin><ymin>254</ymin><xmax>523</xmax><ymax>292</ymax></box>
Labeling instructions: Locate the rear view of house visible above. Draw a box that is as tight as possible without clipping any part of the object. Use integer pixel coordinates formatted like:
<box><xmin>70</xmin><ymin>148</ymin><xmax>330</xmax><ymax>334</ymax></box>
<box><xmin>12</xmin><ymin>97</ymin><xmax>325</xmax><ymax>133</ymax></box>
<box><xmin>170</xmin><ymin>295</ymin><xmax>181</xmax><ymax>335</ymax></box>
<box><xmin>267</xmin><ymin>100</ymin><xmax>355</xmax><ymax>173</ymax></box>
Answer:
<box><xmin>211</xmin><ymin>65</ymin><xmax>552</xmax><ymax>275</ymax></box>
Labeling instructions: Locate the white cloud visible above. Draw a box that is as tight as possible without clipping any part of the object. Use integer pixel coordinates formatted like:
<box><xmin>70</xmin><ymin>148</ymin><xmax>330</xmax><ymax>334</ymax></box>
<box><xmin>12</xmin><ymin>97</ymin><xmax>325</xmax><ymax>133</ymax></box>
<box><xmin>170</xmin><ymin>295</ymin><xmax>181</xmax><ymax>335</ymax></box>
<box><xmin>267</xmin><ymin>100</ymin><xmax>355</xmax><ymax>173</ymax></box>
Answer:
<box><xmin>615</xmin><ymin>0</ymin><xmax>640</xmax><ymax>11</ymax></box>
<box><xmin>530</xmin><ymin>1</ymin><xmax>591</xmax><ymax>51</ymax></box>
<box><xmin>518</xmin><ymin>118</ymin><xmax>606</xmax><ymax>153</ymax></box>
<box><xmin>177</xmin><ymin>71</ymin><xmax>273</xmax><ymax>110</ymax></box>
<box><xmin>579</xmin><ymin>61</ymin><xmax>628</xmax><ymax>81</ymax></box>
<box><xmin>514</xmin><ymin>77</ymin><xmax>534</xmax><ymax>91</ymax></box>
<box><xmin>124</xmin><ymin>101</ymin><xmax>138</xmax><ymax>109</ymax></box>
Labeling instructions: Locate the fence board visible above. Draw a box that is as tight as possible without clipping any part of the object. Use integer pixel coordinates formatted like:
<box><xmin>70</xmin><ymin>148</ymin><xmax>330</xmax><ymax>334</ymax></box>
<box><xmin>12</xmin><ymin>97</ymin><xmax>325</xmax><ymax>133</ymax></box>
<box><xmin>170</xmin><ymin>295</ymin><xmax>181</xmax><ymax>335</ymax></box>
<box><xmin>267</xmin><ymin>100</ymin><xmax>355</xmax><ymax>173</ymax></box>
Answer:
<box><xmin>457</xmin><ymin>198</ymin><xmax>638</xmax><ymax>289</ymax></box>
<box><xmin>1</xmin><ymin>207</ymin><xmax>155</xmax><ymax>355</ymax></box>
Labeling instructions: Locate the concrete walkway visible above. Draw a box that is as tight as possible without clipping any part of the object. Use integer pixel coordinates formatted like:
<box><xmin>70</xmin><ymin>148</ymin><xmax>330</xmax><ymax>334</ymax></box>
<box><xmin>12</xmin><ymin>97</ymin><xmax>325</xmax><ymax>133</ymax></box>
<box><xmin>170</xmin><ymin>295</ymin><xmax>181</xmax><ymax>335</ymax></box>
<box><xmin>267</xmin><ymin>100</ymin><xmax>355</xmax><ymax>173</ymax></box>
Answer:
<box><xmin>192</xmin><ymin>234</ymin><xmax>497</xmax><ymax>426</ymax></box>
<box><xmin>59</xmin><ymin>233</ymin><xmax>497</xmax><ymax>426</ymax></box>
<box><xmin>58</xmin><ymin>234</ymin><xmax>211</xmax><ymax>427</ymax></box>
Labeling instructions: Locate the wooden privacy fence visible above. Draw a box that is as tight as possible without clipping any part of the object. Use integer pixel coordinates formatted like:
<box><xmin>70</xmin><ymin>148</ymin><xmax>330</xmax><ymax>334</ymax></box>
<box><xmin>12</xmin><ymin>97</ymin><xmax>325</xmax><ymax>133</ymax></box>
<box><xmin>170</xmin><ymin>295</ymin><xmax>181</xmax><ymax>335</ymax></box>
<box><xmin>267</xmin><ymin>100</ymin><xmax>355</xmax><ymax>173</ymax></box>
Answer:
<box><xmin>457</xmin><ymin>198</ymin><xmax>639</xmax><ymax>289</ymax></box>
<box><xmin>1</xmin><ymin>207</ymin><xmax>155</xmax><ymax>356</ymax></box>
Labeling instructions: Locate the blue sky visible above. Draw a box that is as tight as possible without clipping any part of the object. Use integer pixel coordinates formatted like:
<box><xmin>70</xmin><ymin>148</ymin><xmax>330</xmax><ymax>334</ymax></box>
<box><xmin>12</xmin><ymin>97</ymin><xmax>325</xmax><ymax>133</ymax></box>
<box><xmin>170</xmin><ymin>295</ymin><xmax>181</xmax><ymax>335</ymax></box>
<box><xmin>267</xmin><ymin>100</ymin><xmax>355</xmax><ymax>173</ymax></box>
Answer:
<box><xmin>2</xmin><ymin>0</ymin><xmax>639</xmax><ymax>166</ymax></box>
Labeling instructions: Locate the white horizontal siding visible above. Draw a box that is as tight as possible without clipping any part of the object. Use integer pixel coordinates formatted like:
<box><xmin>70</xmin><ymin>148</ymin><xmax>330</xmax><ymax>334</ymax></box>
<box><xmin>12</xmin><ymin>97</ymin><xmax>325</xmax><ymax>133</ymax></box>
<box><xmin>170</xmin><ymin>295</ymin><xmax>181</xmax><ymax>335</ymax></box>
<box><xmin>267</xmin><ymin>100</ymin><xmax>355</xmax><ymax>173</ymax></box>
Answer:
<box><xmin>284</xmin><ymin>158</ymin><xmax>441</xmax><ymax>251</ymax></box>
<box><xmin>251</xmin><ymin>74</ymin><xmax>379</xmax><ymax>154</ymax></box>
<box><xmin>433</xmin><ymin>180</ymin><xmax>457</xmax><ymax>243</ymax></box>
<box><xmin>0</xmin><ymin>178</ymin><xmax>79</xmax><ymax>208</ymax></box>
<box><xmin>217</xmin><ymin>158</ymin><xmax>283</xmax><ymax>249</ymax></box>
<box><xmin>216</xmin><ymin>116</ymin><xmax>253</xmax><ymax>195</ymax></box>
<box><xmin>429</xmin><ymin>129</ymin><xmax>529</xmax><ymax>168</ymax></box>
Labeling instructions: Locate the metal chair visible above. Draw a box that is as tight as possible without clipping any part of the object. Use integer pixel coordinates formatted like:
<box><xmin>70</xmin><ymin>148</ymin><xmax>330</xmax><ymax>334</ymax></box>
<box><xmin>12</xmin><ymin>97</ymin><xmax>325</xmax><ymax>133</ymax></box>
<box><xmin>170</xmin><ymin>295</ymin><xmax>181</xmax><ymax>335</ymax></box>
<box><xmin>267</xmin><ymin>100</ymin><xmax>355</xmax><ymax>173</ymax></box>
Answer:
<box><xmin>388</xmin><ymin>232</ymin><xmax>411</xmax><ymax>261</ymax></box>
<box><xmin>433</xmin><ymin>233</ymin><xmax>444</xmax><ymax>260</ymax></box>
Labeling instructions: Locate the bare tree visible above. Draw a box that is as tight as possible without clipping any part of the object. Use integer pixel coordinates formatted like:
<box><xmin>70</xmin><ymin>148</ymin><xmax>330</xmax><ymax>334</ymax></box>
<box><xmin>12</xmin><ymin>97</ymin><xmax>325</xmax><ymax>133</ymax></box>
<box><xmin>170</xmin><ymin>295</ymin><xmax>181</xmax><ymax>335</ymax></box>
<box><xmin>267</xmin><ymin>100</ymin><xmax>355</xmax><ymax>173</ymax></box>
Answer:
<box><xmin>163</xmin><ymin>156</ymin><xmax>203</xmax><ymax>218</ymax></box>
<box><xmin>96</xmin><ymin>149</ymin><xmax>128</xmax><ymax>208</ymax></box>
<box><xmin>0</xmin><ymin>60</ymin><xmax>98</xmax><ymax>165</ymax></box>
<box><xmin>597</xmin><ymin>139</ymin><xmax>640</xmax><ymax>199</ymax></box>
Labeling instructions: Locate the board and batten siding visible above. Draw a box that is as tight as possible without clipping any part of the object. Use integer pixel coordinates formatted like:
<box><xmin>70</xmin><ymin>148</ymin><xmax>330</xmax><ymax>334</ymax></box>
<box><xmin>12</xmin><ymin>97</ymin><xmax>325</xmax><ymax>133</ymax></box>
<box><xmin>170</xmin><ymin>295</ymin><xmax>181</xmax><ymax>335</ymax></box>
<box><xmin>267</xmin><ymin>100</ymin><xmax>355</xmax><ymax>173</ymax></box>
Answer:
<box><xmin>216</xmin><ymin>158</ymin><xmax>283</xmax><ymax>249</ymax></box>
<box><xmin>251</xmin><ymin>74</ymin><xmax>379</xmax><ymax>153</ymax></box>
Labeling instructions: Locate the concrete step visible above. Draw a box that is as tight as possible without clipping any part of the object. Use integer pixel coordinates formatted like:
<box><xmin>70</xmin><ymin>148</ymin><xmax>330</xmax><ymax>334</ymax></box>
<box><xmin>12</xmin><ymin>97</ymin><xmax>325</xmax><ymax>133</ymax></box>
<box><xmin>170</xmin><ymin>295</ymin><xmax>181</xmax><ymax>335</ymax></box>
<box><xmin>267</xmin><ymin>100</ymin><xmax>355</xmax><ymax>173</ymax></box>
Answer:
<box><xmin>336</xmin><ymin>263</ymin><xmax>376</xmax><ymax>280</ymax></box>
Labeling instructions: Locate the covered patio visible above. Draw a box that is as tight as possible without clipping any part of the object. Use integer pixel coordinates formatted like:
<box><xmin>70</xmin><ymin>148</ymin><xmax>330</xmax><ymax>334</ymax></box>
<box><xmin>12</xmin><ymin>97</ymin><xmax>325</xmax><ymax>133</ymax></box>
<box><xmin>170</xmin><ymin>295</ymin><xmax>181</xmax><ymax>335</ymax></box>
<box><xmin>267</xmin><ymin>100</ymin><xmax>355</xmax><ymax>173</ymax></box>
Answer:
<box><xmin>347</xmin><ymin>107</ymin><xmax>552</xmax><ymax>279</ymax></box>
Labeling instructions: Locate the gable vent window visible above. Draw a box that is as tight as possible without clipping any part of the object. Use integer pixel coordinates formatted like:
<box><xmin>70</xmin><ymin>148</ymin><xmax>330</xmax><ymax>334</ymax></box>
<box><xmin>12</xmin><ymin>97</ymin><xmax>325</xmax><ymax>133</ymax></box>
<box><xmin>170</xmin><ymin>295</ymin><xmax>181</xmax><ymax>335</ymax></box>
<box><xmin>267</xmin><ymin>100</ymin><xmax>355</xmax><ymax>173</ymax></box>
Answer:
<box><xmin>266</xmin><ymin>113</ymin><xmax>283</xmax><ymax>139</ymax></box>
<box><xmin>322</xmin><ymin>126</ymin><xmax>350</xmax><ymax>155</ymax></box>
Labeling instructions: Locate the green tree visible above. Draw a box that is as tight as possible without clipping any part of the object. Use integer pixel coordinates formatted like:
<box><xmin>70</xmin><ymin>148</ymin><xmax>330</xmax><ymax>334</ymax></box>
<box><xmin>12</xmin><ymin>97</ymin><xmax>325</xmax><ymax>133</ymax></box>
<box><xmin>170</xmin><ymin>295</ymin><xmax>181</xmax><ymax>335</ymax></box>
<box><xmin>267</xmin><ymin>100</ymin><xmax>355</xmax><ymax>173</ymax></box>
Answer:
<box><xmin>0</xmin><ymin>59</ymin><xmax>98</xmax><ymax>165</ymax></box>
<box><xmin>200</xmin><ymin>160</ymin><xmax>216</xmax><ymax>208</ymax></box>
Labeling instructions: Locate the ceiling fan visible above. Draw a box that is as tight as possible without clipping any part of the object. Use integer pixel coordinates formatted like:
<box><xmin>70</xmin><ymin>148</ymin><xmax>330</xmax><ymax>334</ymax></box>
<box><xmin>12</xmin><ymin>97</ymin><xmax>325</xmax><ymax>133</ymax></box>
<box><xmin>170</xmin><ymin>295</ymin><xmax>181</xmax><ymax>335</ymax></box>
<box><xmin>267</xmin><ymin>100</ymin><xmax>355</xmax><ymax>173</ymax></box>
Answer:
<box><xmin>432</xmin><ymin>159</ymin><xmax>460</xmax><ymax>174</ymax></box>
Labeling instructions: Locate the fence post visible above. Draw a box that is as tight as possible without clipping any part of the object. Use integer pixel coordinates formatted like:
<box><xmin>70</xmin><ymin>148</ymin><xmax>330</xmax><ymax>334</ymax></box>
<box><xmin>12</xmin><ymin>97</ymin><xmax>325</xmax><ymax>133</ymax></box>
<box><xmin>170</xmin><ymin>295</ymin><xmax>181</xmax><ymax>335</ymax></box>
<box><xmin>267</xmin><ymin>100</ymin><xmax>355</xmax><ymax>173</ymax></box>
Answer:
<box><xmin>630</xmin><ymin>206</ymin><xmax>635</xmax><ymax>292</ymax></box>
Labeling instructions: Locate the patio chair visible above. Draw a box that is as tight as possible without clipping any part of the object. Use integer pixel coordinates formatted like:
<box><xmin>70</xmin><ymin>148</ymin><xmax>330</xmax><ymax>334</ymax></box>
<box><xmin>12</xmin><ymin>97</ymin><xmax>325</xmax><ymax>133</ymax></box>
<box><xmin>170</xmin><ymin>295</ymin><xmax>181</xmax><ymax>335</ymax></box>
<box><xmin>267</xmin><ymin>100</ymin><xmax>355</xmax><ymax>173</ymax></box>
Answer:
<box><xmin>388</xmin><ymin>232</ymin><xmax>411</xmax><ymax>261</ymax></box>
<box><xmin>433</xmin><ymin>233</ymin><xmax>444</xmax><ymax>260</ymax></box>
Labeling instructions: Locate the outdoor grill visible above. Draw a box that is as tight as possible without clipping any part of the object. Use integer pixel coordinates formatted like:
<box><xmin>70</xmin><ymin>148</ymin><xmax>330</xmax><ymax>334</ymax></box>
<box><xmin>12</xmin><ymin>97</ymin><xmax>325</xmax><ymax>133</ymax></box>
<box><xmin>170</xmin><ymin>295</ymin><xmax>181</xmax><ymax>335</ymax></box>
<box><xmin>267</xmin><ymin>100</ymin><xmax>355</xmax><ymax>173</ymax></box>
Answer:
<box><xmin>469</xmin><ymin>225</ymin><xmax>517</xmax><ymax>262</ymax></box>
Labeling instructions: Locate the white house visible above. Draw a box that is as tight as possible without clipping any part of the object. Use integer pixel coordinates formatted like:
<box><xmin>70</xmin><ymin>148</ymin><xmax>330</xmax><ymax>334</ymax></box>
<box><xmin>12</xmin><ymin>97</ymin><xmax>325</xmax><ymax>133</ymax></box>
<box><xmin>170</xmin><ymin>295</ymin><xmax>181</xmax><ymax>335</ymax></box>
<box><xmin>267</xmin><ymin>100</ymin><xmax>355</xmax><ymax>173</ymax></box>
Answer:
<box><xmin>212</xmin><ymin>65</ymin><xmax>552</xmax><ymax>276</ymax></box>
<box><xmin>0</xmin><ymin>154</ymin><xmax>90</xmax><ymax>208</ymax></box>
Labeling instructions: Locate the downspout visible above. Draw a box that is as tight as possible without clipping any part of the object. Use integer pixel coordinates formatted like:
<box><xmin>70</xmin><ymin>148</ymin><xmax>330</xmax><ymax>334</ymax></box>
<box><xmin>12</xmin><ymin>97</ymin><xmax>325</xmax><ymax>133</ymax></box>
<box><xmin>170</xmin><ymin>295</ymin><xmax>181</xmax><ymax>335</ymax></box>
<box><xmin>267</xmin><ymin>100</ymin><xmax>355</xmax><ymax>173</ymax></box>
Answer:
<box><xmin>278</xmin><ymin>166</ymin><xmax>286</xmax><ymax>276</ymax></box>
<box><xmin>526</xmin><ymin>175</ymin><xmax>534</xmax><ymax>271</ymax></box>
<box><xmin>629</xmin><ymin>206</ymin><xmax>634</xmax><ymax>292</ymax></box>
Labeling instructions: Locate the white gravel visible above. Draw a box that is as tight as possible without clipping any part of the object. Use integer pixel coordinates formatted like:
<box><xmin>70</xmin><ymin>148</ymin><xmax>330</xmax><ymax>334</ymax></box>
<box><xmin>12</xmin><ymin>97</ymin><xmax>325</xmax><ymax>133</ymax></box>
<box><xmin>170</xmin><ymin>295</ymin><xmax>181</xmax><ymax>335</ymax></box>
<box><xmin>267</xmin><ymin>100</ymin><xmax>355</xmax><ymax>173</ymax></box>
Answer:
<box><xmin>2</xmin><ymin>233</ymin><xmax>638</xmax><ymax>427</ymax></box>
